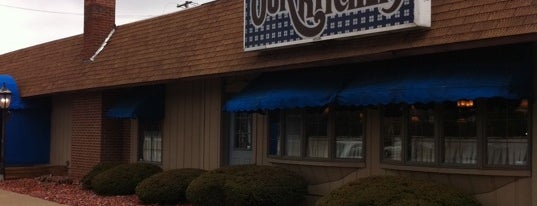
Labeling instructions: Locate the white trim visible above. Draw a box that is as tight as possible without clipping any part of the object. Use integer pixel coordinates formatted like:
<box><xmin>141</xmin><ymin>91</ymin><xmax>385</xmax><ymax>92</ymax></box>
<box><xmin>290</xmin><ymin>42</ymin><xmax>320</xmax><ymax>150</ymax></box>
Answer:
<box><xmin>89</xmin><ymin>28</ymin><xmax>116</xmax><ymax>62</ymax></box>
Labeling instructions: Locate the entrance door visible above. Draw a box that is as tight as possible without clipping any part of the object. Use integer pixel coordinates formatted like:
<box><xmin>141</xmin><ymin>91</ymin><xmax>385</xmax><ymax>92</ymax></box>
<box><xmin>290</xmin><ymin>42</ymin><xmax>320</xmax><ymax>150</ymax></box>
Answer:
<box><xmin>229</xmin><ymin>113</ymin><xmax>253</xmax><ymax>165</ymax></box>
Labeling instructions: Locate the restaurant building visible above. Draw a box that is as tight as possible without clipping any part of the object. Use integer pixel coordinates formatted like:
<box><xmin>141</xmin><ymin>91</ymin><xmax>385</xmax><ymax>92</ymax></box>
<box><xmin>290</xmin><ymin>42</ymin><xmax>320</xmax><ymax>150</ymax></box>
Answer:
<box><xmin>0</xmin><ymin>0</ymin><xmax>536</xmax><ymax>205</ymax></box>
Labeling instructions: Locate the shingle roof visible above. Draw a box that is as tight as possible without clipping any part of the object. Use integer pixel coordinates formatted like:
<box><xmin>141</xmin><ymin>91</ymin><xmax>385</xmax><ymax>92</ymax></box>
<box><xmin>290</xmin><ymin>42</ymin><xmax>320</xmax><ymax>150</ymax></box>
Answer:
<box><xmin>0</xmin><ymin>0</ymin><xmax>536</xmax><ymax>97</ymax></box>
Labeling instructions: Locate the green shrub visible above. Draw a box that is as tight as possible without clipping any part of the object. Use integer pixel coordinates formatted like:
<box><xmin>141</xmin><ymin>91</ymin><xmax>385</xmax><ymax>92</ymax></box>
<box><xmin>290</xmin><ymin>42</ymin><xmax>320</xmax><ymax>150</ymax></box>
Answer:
<box><xmin>135</xmin><ymin>168</ymin><xmax>206</xmax><ymax>204</ymax></box>
<box><xmin>91</xmin><ymin>163</ymin><xmax>163</xmax><ymax>196</ymax></box>
<box><xmin>316</xmin><ymin>175</ymin><xmax>481</xmax><ymax>206</ymax></box>
<box><xmin>80</xmin><ymin>162</ymin><xmax>122</xmax><ymax>189</ymax></box>
<box><xmin>186</xmin><ymin>165</ymin><xmax>307</xmax><ymax>206</ymax></box>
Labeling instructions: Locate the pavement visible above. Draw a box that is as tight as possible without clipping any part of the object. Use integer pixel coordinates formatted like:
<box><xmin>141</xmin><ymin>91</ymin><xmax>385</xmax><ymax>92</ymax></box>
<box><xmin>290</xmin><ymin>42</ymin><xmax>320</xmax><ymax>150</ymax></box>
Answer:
<box><xmin>0</xmin><ymin>189</ymin><xmax>65</xmax><ymax>206</ymax></box>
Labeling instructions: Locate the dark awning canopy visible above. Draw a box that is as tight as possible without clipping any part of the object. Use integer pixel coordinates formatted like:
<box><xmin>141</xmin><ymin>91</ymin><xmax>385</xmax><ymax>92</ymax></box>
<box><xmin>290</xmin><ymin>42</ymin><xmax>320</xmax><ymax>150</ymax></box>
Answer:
<box><xmin>224</xmin><ymin>45</ymin><xmax>532</xmax><ymax>111</ymax></box>
<box><xmin>337</xmin><ymin>56</ymin><xmax>532</xmax><ymax>106</ymax></box>
<box><xmin>106</xmin><ymin>86</ymin><xmax>165</xmax><ymax>119</ymax></box>
<box><xmin>223</xmin><ymin>71</ymin><xmax>349</xmax><ymax>112</ymax></box>
<box><xmin>0</xmin><ymin>74</ymin><xmax>25</xmax><ymax>110</ymax></box>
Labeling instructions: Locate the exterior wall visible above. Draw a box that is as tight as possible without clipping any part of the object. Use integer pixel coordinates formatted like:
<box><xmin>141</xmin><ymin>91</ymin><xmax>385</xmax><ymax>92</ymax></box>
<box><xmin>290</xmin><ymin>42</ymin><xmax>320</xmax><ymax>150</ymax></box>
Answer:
<box><xmin>129</xmin><ymin>120</ymin><xmax>138</xmax><ymax>162</ymax></box>
<box><xmin>162</xmin><ymin>78</ymin><xmax>222</xmax><ymax>170</ymax></box>
<box><xmin>50</xmin><ymin>95</ymin><xmax>73</xmax><ymax>166</ymax></box>
<box><xmin>530</xmin><ymin>43</ymin><xmax>537</xmax><ymax>205</ymax></box>
<box><xmin>71</xmin><ymin>92</ymin><xmax>104</xmax><ymax>178</ymax></box>
<box><xmin>101</xmin><ymin>118</ymin><xmax>130</xmax><ymax>162</ymax></box>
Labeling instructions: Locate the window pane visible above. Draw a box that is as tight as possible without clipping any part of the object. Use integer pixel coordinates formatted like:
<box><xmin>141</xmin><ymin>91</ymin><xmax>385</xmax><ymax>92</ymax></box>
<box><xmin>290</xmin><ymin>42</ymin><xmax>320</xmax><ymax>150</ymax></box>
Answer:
<box><xmin>306</xmin><ymin>111</ymin><xmax>328</xmax><ymax>158</ymax></box>
<box><xmin>268</xmin><ymin>111</ymin><xmax>281</xmax><ymax>155</ymax></box>
<box><xmin>383</xmin><ymin>104</ymin><xmax>402</xmax><ymax>161</ymax></box>
<box><xmin>335</xmin><ymin>109</ymin><xmax>363</xmax><ymax>159</ymax></box>
<box><xmin>234</xmin><ymin>113</ymin><xmax>252</xmax><ymax>150</ymax></box>
<box><xmin>140</xmin><ymin>121</ymin><xmax>162</xmax><ymax>163</ymax></box>
<box><xmin>486</xmin><ymin>99</ymin><xmax>529</xmax><ymax>166</ymax></box>
<box><xmin>285</xmin><ymin>112</ymin><xmax>302</xmax><ymax>157</ymax></box>
<box><xmin>408</xmin><ymin>104</ymin><xmax>435</xmax><ymax>163</ymax></box>
<box><xmin>443</xmin><ymin>102</ymin><xmax>477</xmax><ymax>165</ymax></box>
<box><xmin>143</xmin><ymin>132</ymin><xmax>151</xmax><ymax>161</ymax></box>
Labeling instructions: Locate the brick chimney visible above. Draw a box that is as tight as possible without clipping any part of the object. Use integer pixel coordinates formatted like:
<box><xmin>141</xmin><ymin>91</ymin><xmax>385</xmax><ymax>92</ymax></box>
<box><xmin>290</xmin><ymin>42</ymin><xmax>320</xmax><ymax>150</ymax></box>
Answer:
<box><xmin>83</xmin><ymin>0</ymin><xmax>115</xmax><ymax>61</ymax></box>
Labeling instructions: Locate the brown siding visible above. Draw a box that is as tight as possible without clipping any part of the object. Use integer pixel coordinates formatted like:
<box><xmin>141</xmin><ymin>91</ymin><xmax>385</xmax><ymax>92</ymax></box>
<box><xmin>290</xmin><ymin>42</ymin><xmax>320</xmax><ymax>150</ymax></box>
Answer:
<box><xmin>129</xmin><ymin>120</ymin><xmax>138</xmax><ymax>162</ymax></box>
<box><xmin>253</xmin><ymin>113</ymin><xmax>267</xmax><ymax>165</ymax></box>
<box><xmin>530</xmin><ymin>43</ymin><xmax>537</xmax><ymax>205</ymax></box>
<box><xmin>50</xmin><ymin>95</ymin><xmax>73</xmax><ymax>166</ymax></box>
<box><xmin>162</xmin><ymin>78</ymin><xmax>222</xmax><ymax>170</ymax></box>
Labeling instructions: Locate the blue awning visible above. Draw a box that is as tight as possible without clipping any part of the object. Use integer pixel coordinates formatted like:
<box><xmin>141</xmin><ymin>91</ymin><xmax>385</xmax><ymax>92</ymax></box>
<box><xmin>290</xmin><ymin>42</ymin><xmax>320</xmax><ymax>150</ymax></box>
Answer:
<box><xmin>338</xmin><ymin>48</ymin><xmax>532</xmax><ymax>106</ymax></box>
<box><xmin>106</xmin><ymin>86</ymin><xmax>164</xmax><ymax>119</ymax></box>
<box><xmin>223</xmin><ymin>70</ymin><xmax>350</xmax><ymax>112</ymax></box>
<box><xmin>0</xmin><ymin>74</ymin><xmax>25</xmax><ymax>110</ymax></box>
<box><xmin>224</xmin><ymin>45</ymin><xmax>532</xmax><ymax>110</ymax></box>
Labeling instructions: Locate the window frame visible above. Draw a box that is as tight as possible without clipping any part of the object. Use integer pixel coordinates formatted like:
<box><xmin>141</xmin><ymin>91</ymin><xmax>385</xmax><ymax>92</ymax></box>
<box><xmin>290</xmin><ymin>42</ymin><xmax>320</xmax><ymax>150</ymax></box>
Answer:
<box><xmin>267</xmin><ymin>107</ymin><xmax>367</xmax><ymax>163</ymax></box>
<box><xmin>231</xmin><ymin>112</ymin><xmax>253</xmax><ymax>151</ymax></box>
<box><xmin>380</xmin><ymin>98</ymin><xmax>531</xmax><ymax>170</ymax></box>
<box><xmin>137</xmin><ymin>119</ymin><xmax>163</xmax><ymax>164</ymax></box>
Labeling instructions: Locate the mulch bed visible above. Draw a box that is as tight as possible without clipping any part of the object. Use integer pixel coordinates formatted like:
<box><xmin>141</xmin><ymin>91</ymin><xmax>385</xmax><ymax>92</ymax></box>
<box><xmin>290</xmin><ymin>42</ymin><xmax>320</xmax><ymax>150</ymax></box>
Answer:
<box><xmin>0</xmin><ymin>177</ymin><xmax>191</xmax><ymax>206</ymax></box>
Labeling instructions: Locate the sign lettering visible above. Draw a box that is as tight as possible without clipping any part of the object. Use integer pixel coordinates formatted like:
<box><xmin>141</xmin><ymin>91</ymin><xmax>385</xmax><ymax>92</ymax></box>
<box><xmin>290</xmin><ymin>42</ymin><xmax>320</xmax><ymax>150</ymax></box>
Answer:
<box><xmin>244</xmin><ymin>0</ymin><xmax>430</xmax><ymax>51</ymax></box>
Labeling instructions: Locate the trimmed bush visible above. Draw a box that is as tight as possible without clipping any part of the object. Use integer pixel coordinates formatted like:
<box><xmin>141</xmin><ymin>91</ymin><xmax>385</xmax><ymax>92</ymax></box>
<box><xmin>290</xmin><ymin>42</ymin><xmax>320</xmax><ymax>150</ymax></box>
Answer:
<box><xmin>316</xmin><ymin>175</ymin><xmax>481</xmax><ymax>206</ymax></box>
<box><xmin>80</xmin><ymin>162</ymin><xmax>122</xmax><ymax>189</ymax></box>
<box><xmin>91</xmin><ymin>163</ymin><xmax>163</xmax><ymax>196</ymax></box>
<box><xmin>186</xmin><ymin>165</ymin><xmax>307</xmax><ymax>206</ymax></box>
<box><xmin>135</xmin><ymin>168</ymin><xmax>206</xmax><ymax>204</ymax></box>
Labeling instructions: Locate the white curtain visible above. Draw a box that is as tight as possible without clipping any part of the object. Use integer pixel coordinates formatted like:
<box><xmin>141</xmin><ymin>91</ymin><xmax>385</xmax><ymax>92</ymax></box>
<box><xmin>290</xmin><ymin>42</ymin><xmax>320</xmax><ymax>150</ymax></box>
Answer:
<box><xmin>336</xmin><ymin>137</ymin><xmax>362</xmax><ymax>158</ymax></box>
<box><xmin>410</xmin><ymin>137</ymin><xmax>435</xmax><ymax>163</ymax></box>
<box><xmin>285</xmin><ymin>135</ymin><xmax>301</xmax><ymax>157</ymax></box>
<box><xmin>143</xmin><ymin>131</ymin><xmax>162</xmax><ymax>162</ymax></box>
<box><xmin>444</xmin><ymin>138</ymin><xmax>477</xmax><ymax>164</ymax></box>
<box><xmin>487</xmin><ymin>138</ymin><xmax>528</xmax><ymax>165</ymax></box>
<box><xmin>308</xmin><ymin>136</ymin><xmax>328</xmax><ymax>158</ymax></box>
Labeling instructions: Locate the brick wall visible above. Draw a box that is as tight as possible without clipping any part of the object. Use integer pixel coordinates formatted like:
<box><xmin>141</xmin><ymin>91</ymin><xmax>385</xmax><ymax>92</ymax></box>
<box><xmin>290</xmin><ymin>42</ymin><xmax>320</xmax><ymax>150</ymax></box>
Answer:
<box><xmin>101</xmin><ymin>91</ymin><xmax>131</xmax><ymax>163</ymax></box>
<box><xmin>70</xmin><ymin>91</ymin><xmax>132</xmax><ymax>178</ymax></box>
<box><xmin>71</xmin><ymin>92</ymin><xmax>104</xmax><ymax>178</ymax></box>
<box><xmin>101</xmin><ymin>118</ymin><xmax>129</xmax><ymax>162</ymax></box>
<box><xmin>83</xmin><ymin>0</ymin><xmax>115</xmax><ymax>60</ymax></box>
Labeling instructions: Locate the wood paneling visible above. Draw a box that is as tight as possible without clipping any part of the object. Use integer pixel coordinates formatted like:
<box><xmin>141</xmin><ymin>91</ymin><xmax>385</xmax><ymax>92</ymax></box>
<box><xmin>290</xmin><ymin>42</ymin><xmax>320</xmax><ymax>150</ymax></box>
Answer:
<box><xmin>475</xmin><ymin>178</ymin><xmax>531</xmax><ymax>206</ymax></box>
<box><xmin>129</xmin><ymin>120</ymin><xmax>138</xmax><ymax>162</ymax></box>
<box><xmin>162</xmin><ymin>78</ymin><xmax>221</xmax><ymax>171</ymax></box>
<box><xmin>50</xmin><ymin>95</ymin><xmax>73</xmax><ymax>166</ymax></box>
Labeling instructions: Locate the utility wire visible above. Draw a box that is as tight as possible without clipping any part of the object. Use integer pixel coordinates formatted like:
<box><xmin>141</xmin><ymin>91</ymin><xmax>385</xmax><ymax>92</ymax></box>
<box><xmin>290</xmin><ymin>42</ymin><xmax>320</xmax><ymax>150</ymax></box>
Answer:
<box><xmin>0</xmin><ymin>3</ymin><xmax>154</xmax><ymax>18</ymax></box>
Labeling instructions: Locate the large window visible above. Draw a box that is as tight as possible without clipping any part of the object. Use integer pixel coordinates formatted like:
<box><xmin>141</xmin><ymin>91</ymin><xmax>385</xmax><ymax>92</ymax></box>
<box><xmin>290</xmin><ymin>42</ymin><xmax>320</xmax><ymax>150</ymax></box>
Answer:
<box><xmin>139</xmin><ymin>120</ymin><xmax>162</xmax><ymax>163</ymax></box>
<box><xmin>269</xmin><ymin>107</ymin><xmax>365</xmax><ymax>160</ymax></box>
<box><xmin>381</xmin><ymin>98</ymin><xmax>530</xmax><ymax>168</ymax></box>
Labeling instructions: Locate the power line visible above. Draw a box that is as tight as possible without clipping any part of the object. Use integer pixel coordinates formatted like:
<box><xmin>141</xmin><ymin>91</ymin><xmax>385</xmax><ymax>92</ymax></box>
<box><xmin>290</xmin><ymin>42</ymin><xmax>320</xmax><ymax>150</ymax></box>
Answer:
<box><xmin>0</xmin><ymin>3</ymin><xmax>81</xmax><ymax>15</ymax></box>
<box><xmin>0</xmin><ymin>3</ymin><xmax>154</xmax><ymax>18</ymax></box>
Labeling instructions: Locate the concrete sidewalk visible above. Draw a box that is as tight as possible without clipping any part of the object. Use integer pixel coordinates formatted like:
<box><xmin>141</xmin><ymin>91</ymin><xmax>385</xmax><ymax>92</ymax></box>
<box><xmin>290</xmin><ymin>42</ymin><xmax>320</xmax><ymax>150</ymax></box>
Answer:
<box><xmin>0</xmin><ymin>189</ymin><xmax>65</xmax><ymax>206</ymax></box>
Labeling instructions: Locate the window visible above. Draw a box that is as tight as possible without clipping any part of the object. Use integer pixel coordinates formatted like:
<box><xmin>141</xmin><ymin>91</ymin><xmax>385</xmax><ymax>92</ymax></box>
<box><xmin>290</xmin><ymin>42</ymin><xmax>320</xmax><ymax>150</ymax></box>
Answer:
<box><xmin>335</xmin><ymin>109</ymin><xmax>364</xmax><ymax>159</ymax></box>
<box><xmin>381</xmin><ymin>98</ymin><xmax>530</xmax><ymax>168</ymax></box>
<box><xmin>443</xmin><ymin>102</ymin><xmax>477</xmax><ymax>165</ymax></box>
<box><xmin>486</xmin><ymin>99</ymin><xmax>529</xmax><ymax>166</ymax></box>
<box><xmin>408</xmin><ymin>104</ymin><xmax>436</xmax><ymax>163</ymax></box>
<box><xmin>233</xmin><ymin>113</ymin><xmax>253</xmax><ymax>150</ymax></box>
<box><xmin>139</xmin><ymin>120</ymin><xmax>162</xmax><ymax>163</ymax></box>
<box><xmin>269</xmin><ymin>107</ymin><xmax>365</xmax><ymax>161</ymax></box>
<box><xmin>383</xmin><ymin>105</ymin><xmax>403</xmax><ymax>161</ymax></box>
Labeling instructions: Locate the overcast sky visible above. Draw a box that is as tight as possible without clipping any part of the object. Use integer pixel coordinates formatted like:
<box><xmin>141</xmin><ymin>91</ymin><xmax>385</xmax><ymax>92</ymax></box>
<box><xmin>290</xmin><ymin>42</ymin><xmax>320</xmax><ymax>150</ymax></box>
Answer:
<box><xmin>0</xmin><ymin>0</ymin><xmax>212</xmax><ymax>54</ymax></box>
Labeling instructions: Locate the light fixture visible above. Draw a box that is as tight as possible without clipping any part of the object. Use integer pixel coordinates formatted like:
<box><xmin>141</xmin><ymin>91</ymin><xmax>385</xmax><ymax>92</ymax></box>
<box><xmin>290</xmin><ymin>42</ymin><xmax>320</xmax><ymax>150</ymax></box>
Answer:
<box><xmin>410</xmin><ymin>105</ymin><xmax>420</xmax><ymax>122</ymax></box>
<box><xmin>0</xmin><ymin>83</ymin><xmax>11</xmax><ymax>109</ymax></box>
<box><xmin>516</xmin><ymin>99</ymin><xmax>528</xmax><ymax>113</ymax></box>
<box><xmin>0</xmin><ymin>82</ymin><xmax>11</xmax><ymax>181</ymax></box>
<box><xmin>457</xmin><ymin>99</ymin><xmax>473</xmax><ymax>108</ymax></box>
